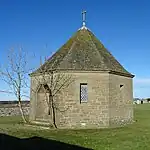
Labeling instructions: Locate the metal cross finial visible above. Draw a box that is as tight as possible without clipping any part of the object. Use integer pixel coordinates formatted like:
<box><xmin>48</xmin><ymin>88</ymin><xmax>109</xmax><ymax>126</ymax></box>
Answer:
<box><xmin>82</xmin><ymin>10</ymin><xmax>86</xmax><ymax>27</ymax></box>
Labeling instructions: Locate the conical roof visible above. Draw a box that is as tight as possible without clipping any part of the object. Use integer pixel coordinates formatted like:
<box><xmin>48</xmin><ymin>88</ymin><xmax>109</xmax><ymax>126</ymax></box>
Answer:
<box><xmin>31</xmin><ymin>27</ymin><xmax>134</xmax><ymax>78</ymax></box>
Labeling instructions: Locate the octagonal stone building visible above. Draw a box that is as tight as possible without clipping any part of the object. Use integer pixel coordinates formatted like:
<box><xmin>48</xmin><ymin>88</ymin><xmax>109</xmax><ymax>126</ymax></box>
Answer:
<box><xmin>29</xmin><ymin>17</ymin><xmax>134</xmax><ymax>129</ymax></box>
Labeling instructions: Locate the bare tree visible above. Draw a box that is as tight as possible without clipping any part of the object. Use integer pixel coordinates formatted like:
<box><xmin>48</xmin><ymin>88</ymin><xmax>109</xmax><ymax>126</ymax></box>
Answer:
<box><xmin>0</xmin><ymin>48</ymin><xmax>31</xmax><ymax>123</ymax></box>
<box><xmin>32</xmin><ymin>67</ymin><xmax>74</xmax><ymax>128</ymax></box>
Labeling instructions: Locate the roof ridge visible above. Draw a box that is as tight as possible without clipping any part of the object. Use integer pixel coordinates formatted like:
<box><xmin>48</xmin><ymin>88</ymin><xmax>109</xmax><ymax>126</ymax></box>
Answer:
<box><xmin>46</xmin><ymin>37</ymin><xmax>76</xmax><ymax>70</ymax></box>
<box><xmin>86</xmin><ymin>29</ymin><xmax>109</xmax><ymax>70</ymax></box>
<box><xmin>57</xmin><ymin>41</ymin><xmax>77</xmax><ymax>69</ymax></box>
<box><xmin>87</xmin><ymin>31</ymin><xmax>131</xmax><ymax>74</ymax></box>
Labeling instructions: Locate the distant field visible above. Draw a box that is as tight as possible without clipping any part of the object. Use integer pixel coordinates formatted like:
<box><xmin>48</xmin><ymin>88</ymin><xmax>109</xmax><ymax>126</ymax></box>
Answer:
<box><xmin>0</xmin><ymin>104</ymin><xmax>150</xmax><ymax>150</ymax></box>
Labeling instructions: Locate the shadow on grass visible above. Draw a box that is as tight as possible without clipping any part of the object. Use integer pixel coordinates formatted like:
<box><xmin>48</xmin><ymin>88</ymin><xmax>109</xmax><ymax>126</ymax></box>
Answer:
<box><xmin>0</xmin><ymin>133</ymin><xmax>92</xmax><ymax>150</ymax></box>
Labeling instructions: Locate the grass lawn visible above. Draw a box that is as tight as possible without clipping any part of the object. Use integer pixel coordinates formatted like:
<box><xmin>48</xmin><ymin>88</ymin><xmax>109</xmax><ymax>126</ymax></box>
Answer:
<box><xmin>0</xmin><ymin>104</ymin><xmax>150</xmax><ymax>150</ymax></box>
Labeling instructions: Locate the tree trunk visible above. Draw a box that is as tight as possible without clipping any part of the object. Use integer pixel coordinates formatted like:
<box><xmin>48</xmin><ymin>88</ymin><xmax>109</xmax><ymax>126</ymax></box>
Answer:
<box><xmin>49</xmin><ymin>94</ymin><xmax>57</xmax><ymax>128</ymax></box>
<box><xmin>49</xmin><ymin>71</ymin><xmax>57</xmax><ymax>128</ymax></box>
<box><xmin>52</xmin><ymin>101</ymin><xmax>57</xmax><ymax>128</ymax></box>
<box><xmin>18</xmin><ymin>97</ymin><xmax>27</xmax><ymax>123</ymax></box>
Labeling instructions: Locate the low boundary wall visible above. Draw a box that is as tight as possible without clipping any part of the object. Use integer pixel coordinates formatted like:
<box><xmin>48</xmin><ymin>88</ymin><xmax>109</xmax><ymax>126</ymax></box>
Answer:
<box><xmin>0</xmin><ymin>101</ymin><xmax>30</xmax><ymax>116</ymax></box>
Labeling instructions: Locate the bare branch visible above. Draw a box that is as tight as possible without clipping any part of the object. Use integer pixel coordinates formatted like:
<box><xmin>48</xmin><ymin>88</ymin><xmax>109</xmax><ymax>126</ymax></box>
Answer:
<box><xmin>0</xmin><ymin>48</ymin><xmax>32</xmax><ymax>123</ymax></box>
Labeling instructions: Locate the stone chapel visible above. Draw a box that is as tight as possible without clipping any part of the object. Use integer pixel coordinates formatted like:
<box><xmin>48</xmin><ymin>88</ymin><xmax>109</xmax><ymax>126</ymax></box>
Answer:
<box><xmin>29</xmin><ymin>12</ymin><xmax>134</xmax><ymax>129</ymax></box>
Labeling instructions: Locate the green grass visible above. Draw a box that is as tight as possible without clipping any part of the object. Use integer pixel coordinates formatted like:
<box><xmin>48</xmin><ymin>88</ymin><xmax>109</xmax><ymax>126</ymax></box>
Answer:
<box><xmin>0</xmin><ymin>104</ymin><xmax>150</xmax><ymax>150</ymax></box>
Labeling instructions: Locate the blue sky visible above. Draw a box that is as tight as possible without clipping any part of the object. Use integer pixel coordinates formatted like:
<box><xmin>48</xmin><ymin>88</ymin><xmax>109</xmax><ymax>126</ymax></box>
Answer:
<box><xmin>0</xmin><ymin>0</ymin><xmax>150</xmax><ymax>100</ymax></box>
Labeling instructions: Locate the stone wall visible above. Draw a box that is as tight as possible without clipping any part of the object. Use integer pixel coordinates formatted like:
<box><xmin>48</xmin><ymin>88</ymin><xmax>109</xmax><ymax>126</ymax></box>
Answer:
<box><xmin>56</xmin><ymin>72</ymin><xmax>110</xmax><ymax>129</ymax></box>
<box><xmin>109</xmin><ymin>74</ymin><xmax>133</xmax><ymax>127</ymax></box>
<box><xmin>0</xmin><ymin>101</ymin><xmax>30</xmax><ymax>116</ymax></box>
<box><xmin>29</xmin><ymin>71</ymin><xmax>134</xmax><ymax>129</ymax></box>
<box><xmin>30</xmin><ymin>71</ymin><xmax>110</xmax><ymax>129</ymax></box>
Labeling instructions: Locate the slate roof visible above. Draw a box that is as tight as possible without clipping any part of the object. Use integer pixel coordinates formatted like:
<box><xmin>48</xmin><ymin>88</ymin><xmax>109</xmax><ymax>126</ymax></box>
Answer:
<box><xmin>31</xmin><ymin>27</ymin><xmax>134</xmax><ymax>78</ymax></box>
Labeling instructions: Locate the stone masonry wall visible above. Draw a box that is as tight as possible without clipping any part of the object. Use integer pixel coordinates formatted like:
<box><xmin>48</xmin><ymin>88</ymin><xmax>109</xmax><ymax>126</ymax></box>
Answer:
<box><xmin>30</xmin><ymin>71</ymin><xmax>110</xmax><ymax>129</ymax></box>
<box><xmin>56</xmin><ymin>72</ymin><xmax>110</xmax><ymax>129</ymax></box>
<box><xmin>30</xmin><ymin>71</ymin><xmax>133</xmax><ymax>129</ymax></box>
<box><xmin>0</xmin><ymin>102</ymin><xmax>30</xmax><ymax>116</ymax></box>
<box><xmin>109</xmin><ymin>74</ymin><xmax>133</xmax><ymax>127</ymax></box>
